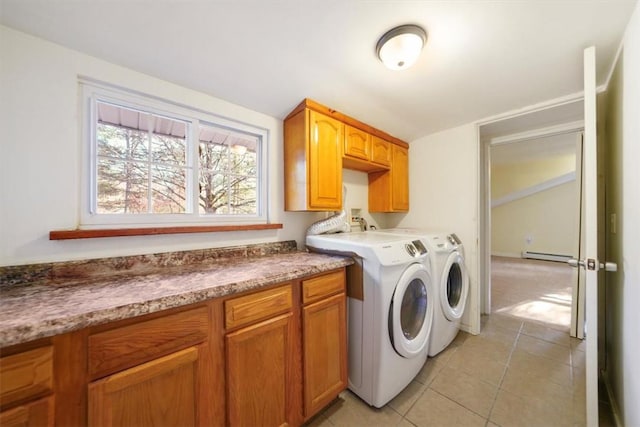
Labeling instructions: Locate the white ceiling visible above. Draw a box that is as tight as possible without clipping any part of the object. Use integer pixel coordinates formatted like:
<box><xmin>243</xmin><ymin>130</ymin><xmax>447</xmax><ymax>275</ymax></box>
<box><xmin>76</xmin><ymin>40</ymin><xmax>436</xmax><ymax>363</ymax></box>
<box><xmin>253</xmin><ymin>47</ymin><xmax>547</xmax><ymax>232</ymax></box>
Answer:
<box><xmin>1</xmin><ymin>0</ymin><xmax>636</xmax><ymax>141</ymax></box>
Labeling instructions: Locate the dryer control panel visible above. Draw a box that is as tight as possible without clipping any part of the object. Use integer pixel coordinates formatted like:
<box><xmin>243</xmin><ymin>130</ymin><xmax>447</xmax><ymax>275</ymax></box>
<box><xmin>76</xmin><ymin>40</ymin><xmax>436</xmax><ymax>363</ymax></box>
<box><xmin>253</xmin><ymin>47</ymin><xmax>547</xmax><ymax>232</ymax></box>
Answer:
<box><xmin>405</xmin><ymin>240</ymin><xmax>428</xmax><ymax>257</ymax></box>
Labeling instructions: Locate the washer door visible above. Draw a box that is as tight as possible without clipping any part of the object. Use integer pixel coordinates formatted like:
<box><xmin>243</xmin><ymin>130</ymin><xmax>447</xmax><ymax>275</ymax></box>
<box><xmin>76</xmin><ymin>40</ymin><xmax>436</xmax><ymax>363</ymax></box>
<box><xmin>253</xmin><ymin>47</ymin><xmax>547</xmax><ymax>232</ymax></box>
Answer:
<box><xmin>389</xmin><ymin>263</ymin><xmax>433</xmax><ymax>358</ymax></box>
<box><xmin>440</xmin><ymin>251</ymin><xmax>470</xmax><ymax>321</ymax></box>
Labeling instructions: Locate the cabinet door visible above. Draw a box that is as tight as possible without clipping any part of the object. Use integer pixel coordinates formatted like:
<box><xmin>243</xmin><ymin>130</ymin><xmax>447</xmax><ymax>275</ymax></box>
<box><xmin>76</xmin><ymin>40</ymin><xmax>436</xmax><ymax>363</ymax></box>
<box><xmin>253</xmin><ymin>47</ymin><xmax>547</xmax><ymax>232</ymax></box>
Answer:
<box><xmin>88</xmin><ymin>347</ymin><xmax>198</xmax><ymax>427</ymax></box>
<box><xmin>302</xmin><ymin>293</ymin><xmax>347</xmax><ymax>419</ymax></box>
<box><xmin>344</xmin><ymin>125</ymin><xmax>370</xmax><ymax>161</ymax></box>
<box><xmin>226</xmin><ymin>313</ymin><xmax>295</xmax><ymax>427</ymax></box>
<box><xmin>391</xmin><ymin>144</ymin><xmax>409</xmax><ymax>211</ymax></box>
<box><xmin>368</xmin><ymin>143</ymin><xmax>409</xmax><ymax>212</ymax></box>
<box><xmin>0</xmin><ymin>396</ymin><xmax>54</xmax><ymax>427</ymax></box>
<box><xmin>370</xmin><ymin>136</ymin><xmax>391</xmax><ymax>167</ymax></box>
<box><xmin>308</xmin><ymin>110</ymin><xmax>343</xmax><ymax>210</ymax></box>
<box><xmin>0</xmin><ymin>346</ymin><xmax>53</xmax><ymax>408</ymax></box>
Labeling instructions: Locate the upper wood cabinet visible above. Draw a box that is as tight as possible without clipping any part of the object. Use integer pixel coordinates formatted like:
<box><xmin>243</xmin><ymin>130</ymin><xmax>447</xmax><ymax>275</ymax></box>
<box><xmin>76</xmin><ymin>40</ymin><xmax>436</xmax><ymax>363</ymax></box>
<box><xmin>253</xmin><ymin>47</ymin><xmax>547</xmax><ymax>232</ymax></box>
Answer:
<box><xmin>343</xmin><ymin>125</ymin><xmax>370</xmax><ymax>161</ymax></box>
<box><xmin>369</xmin><ymin>144</ymin><xmax>409</xmax><ymax>212</ymax></box>
<box><xmin>284</xmin><ymin>107</ymin><xmax>343</xmax><ymax>211</ymax></box>
<box><xmin>370</xmin><ymin>136</ymin><xmax>391</xmax><ymax>167</ymax></box>
<box><xmin>284</xmin><ymin>99</ymin><xmax>409</xmax><ymax>213</ymax></box>
<box><xmin>342</xmin><ymin>127</ymin><xmax>392</xmax><ymax>173</ymax></box>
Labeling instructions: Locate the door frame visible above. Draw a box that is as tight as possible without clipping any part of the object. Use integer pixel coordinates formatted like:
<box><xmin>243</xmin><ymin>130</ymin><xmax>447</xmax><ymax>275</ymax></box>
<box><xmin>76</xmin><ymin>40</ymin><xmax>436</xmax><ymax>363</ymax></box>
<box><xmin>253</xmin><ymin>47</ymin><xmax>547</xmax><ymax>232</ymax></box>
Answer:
<box><xmin>478</xmin><ymin>117</ymin><xmax>584</xmax><ymax>316</ymax></box>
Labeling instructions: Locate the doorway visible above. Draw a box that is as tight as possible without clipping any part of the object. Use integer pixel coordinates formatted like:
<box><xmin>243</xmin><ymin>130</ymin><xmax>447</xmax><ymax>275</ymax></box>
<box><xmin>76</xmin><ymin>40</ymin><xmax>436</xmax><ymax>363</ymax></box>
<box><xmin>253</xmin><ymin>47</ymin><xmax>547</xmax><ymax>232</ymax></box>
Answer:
<box><xmin>490</xmin><ymin>131</ymin><xmax>582</xmax><ymax>333</ymax></box>
<box><xmin>477</xmin><ymin>99</ymin><xmax>585</xmax><ymax>336</ymax></box>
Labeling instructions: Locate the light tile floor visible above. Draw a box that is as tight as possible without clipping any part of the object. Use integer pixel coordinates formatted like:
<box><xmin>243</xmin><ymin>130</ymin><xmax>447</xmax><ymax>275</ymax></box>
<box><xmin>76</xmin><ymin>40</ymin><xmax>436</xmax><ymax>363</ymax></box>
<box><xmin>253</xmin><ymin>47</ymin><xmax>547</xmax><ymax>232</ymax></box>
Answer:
<box><xmin>306</xmin><ymin>257</ymin><xmax>614</xmax><ymax>426</ymax></box>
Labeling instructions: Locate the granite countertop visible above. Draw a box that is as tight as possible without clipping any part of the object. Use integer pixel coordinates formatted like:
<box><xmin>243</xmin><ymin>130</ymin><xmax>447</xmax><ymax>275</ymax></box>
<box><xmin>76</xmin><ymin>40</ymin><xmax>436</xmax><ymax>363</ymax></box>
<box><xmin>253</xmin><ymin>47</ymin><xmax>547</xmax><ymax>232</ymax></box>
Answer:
<box><xmin>0</xmin><ymin>247</ymin><xmax>352</xmax><ymax>349</ymax></box>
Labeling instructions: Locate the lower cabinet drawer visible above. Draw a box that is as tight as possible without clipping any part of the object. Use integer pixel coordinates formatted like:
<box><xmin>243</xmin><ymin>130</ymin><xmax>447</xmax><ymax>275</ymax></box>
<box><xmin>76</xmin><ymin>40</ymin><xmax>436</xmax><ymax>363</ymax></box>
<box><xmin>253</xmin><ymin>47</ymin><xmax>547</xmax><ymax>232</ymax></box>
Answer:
<box><xmin>302</xmin><ymin>270</ymin><xmax>346</xmax><ymax>304</ymax></box>
<box><xmin>88</xmin><ymin>307</ymin><xmax>208</xmax><ymax>379</ymax></box>
<box><xmin>225</xmin><ymin>284</ymin><xmax>293</xmax><ymax>330</ymax></box>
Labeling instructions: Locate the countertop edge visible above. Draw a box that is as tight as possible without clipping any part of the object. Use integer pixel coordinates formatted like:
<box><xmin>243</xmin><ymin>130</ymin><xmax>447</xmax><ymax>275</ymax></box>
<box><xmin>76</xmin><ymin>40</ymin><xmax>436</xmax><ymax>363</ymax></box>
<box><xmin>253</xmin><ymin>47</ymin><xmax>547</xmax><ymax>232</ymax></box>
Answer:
<box><xmin>0</xmin><ymin>256</ymin><xmax>352</xmax><ymax>349</ymax></box>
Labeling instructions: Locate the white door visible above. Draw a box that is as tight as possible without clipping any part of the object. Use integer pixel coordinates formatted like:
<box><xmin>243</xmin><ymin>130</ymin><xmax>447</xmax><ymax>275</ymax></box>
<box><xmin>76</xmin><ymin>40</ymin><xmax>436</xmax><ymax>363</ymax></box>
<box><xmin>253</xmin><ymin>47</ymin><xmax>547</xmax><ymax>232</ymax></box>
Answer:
<box><xmin>571</xmin><ymin>132</ymin><xmax>585</xmax><ymax>340</ymax></box>
<box><xmin>572</xmin><ymin>45</ymin><xmax>599</xmax><ymax>427</ymax></box>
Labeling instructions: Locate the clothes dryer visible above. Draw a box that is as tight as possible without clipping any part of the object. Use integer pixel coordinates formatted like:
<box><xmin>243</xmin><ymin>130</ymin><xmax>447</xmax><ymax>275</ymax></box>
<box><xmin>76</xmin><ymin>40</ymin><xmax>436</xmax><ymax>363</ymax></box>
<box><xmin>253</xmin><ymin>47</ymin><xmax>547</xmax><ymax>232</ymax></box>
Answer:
<box><xmin>377</xmin><ymin>229</ymin><xmax>469</xmax><ymax>356</ymax></box>
<box><xmin>306</xmin><ymin>231</ymin><xmax>434</xmax><ymax>407</ymax></box>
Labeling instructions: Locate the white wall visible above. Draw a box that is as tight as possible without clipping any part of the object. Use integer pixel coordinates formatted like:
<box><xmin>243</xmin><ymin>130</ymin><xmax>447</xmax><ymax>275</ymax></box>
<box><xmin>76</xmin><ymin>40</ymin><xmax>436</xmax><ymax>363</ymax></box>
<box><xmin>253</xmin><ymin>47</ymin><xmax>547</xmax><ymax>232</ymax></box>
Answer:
<box><xmin>491</xmin><ymin>155</ymin><xmax>578</xmax><ymax>257</ymax></box>
<box><xmin>342</xmin><ymin>169</ymin><xmax>389</xmax><ymax>232</ymax></box>
<box><xmin>603</xmin><ymin>2</ymin><xmax>640</xmax><ymax>425</ymax></box>
<box><xmin>390</xmin><ymin>123</ymin><xmax>480</xmax><ymax>334</ymax></box>
<box><xmin>492</xmin><ymin>182</ymin><xmax>578</xmax><ymax>257</ymax></box>
<box><xmin>0</xmin><ymin>26</ymin><xmax>322</xmax><ymax>266</ymax></box>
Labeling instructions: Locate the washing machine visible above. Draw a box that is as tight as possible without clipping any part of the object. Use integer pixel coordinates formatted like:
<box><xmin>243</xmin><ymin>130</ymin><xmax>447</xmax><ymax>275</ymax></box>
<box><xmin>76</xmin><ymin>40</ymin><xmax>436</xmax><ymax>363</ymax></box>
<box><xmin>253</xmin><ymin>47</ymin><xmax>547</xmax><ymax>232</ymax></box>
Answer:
<box><xmin>306</xmin><ymin>231</ymin><xmax>434</xmax><ymax>408</ymax></box>
<box><xmin>377</xmin><ymin>229</ymin><xmax>470</xmax><ymax>356</ymax></box>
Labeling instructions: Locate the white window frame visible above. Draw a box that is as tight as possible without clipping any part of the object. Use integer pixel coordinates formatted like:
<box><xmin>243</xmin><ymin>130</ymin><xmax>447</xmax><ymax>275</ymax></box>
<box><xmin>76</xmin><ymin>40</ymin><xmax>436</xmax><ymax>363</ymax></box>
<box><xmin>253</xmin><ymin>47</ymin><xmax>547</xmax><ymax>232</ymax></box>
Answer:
<box><xmin>80</xmin><ymin>79</ymin><xmax>268</xmax><ymax>228</ymax></box>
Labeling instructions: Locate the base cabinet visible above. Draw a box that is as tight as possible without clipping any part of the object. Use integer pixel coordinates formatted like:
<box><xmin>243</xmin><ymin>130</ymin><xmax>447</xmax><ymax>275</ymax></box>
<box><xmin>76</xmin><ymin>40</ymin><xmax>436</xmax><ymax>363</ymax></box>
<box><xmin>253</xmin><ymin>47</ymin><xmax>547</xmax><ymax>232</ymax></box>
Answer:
<box><xmin>0</xmin><ymin>268</ymin><xmax>347</xmax><ymax>427</ymax></box>
<box><xmin>226</xmin><ymin>314</ymin><xmax>295</xmax><ymax>426</ymax></box>
<box><xmin>302</xmin><ymin>293</ymin><xmax>347</xmax><ymax>418</ymax></box>
<box><xmin>88</xmin><ymin>347</ymin><xmax>199</xmax><ymax>427</ymax></box>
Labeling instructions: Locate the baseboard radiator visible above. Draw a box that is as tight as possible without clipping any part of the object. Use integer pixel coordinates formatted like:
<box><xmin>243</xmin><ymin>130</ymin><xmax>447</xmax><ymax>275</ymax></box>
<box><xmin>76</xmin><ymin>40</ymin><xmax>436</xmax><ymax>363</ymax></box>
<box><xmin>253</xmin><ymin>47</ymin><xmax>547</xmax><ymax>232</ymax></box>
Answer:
<box><xmin>521</xmin><ymin>251</ymin><xmax>573</xmax><ymax>263</ymax></box>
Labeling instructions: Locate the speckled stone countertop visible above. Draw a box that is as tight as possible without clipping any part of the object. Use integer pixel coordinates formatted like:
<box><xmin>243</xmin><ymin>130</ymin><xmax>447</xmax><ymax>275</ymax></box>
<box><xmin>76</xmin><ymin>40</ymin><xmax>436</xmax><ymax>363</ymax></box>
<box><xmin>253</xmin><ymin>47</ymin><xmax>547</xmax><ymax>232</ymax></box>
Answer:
<box><xmin>0</xmin><ymin>241</ymin><xmax>352</xmax><ymax>349</ymax></box>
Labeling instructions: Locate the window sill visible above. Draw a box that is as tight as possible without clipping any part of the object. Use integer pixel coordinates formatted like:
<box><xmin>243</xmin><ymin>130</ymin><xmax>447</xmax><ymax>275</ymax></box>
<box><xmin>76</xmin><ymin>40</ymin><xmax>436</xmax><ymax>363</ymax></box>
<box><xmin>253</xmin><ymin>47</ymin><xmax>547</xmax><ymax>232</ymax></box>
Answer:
<box><xmin>49</xmin><ymin>223</ymin><xmax>284</xmax><ymax>240</ymax></box>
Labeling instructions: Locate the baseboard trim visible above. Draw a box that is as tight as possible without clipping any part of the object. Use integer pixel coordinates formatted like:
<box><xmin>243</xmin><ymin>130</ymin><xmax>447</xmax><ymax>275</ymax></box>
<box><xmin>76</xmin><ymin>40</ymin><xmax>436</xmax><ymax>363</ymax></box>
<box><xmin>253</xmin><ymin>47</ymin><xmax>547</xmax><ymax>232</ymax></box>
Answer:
<box><xmin>491</xmin><ymin>252</ymin><xmax>521</xmax><ymax>258</ymax></box>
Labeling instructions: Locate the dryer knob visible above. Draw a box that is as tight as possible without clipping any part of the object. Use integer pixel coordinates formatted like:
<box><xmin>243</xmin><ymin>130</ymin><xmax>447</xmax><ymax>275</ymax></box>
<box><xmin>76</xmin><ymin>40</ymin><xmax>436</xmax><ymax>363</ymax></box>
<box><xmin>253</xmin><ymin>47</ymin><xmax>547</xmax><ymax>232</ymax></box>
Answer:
<box><xmin>405</xmin><ymin>243</ymin><xmax>417</xmax><ymax>257</ymax></box>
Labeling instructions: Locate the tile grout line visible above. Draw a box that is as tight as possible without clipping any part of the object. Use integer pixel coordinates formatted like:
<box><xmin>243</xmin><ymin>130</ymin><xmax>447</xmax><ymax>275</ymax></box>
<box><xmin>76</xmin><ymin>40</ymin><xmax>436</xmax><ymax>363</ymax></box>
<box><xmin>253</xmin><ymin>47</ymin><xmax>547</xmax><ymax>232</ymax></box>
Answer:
<box><xmin>484</xmin><ymin>320</ymin><xmax>525</xmax><ymax>426</ymax></box>
<box><xmin>395</xmin><ymin>349</ymin><xmax>452</xmax><ymax>425</ymax></box>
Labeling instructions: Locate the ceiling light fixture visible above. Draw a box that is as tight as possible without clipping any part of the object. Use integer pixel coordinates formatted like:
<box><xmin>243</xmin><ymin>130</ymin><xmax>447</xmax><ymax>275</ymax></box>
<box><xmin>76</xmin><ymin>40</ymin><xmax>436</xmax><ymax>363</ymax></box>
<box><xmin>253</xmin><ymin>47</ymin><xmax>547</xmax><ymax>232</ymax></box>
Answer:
<box><xmin>376</xmin><ymin>24</ymin><xmax>427</xmax><ymax>71</ymax></box>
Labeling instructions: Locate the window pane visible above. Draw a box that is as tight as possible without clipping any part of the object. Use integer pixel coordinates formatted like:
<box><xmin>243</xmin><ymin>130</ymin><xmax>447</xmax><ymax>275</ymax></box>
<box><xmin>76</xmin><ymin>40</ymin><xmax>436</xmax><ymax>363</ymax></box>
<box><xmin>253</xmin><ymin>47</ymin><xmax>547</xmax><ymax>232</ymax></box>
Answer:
<box><xmin>87</xmin><ymin>87</ymin><xmax>266</xmax><ymax>224</ymax></box>
<box><xmin>152</xmin><ymin>165</ymin><xmax>186</xmax><ymax>213</ymax></box>
<box><xmin>198</xmin><ymin>123</ymin><xmax>259</xmax><ymax>216</ymax></box>
<box><xmin>199</xmin><ymin>142</ymin><xmax>228</xmax><ymax>172</ymax></box>
<box><xmin>229</xmin><ymin>177</ymin><xmax>257</xmax><ymax>214</ymax></box>
<box><xmin>152</xmin><ymin>134</ymin><xmax>186</xmax><ymax>165</ymax></box>
<box><xmin>97</xmin><ymin>123</ymin><xmax>148</xmax><ymax>161</ymax></box>
<box><xmin>230</xmin><ymin>148</ymin><xmax>257</xmax><ymax>174</ymax></box>
<box><xmin>199</xmin><ymin>172</ymin><xmax>228</xmax><ymax>214</ymax></box>
<box><xmin>97</xmin><ymin>159</ymin><xmax>148</xmax><ymax>213</ymax></box>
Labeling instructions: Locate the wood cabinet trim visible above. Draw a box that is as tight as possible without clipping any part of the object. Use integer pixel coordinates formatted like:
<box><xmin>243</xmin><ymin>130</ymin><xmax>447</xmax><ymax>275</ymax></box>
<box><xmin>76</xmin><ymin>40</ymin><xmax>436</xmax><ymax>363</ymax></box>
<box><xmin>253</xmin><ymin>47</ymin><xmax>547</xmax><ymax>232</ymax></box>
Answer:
<box><xmin>0</xmin><ymin>346</ymin><xmax>53</xmax><ymax>409</ymax></box>
<box><xmin>92</xmin><ymin>347</ymin><xmax>198</xmax><ymax>394</ymax></box>
<box><xmin>0</xmin><ymin>395</ymin><xmax>54</xmax><ymax>426</ymax></box>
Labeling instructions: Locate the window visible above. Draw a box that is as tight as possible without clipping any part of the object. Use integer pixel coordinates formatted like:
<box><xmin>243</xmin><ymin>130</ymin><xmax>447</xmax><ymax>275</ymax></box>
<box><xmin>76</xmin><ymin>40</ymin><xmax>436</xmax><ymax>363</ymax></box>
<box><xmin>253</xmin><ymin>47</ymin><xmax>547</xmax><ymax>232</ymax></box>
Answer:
<box><xmin>82</xmin><ymin>81</ymin><xmax>267</xmax><ymax>227</ymax></box>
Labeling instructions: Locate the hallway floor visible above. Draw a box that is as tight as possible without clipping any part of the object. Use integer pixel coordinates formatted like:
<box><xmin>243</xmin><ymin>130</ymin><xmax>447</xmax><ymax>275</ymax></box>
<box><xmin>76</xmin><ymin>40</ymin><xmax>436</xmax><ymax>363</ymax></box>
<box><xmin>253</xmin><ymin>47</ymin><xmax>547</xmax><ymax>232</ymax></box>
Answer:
<box><xmin>306</xmin><ymin>257</ymin><xmax>613</xmax><ymax>426</ymax></box>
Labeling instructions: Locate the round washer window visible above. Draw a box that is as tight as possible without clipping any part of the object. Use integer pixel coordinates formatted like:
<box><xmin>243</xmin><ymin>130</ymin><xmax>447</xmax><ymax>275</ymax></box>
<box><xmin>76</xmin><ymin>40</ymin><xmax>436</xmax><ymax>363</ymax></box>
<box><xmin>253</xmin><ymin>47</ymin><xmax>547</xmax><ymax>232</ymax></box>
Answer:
<box><xmin>400</xmin><ymin>278</ymin><xmax>428</xmax><ymax>340</ymax></box>
<box><xmin>447</xmin><ymin>263</ymin><xmax>463</xmax><ymax>308</ymax></box>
